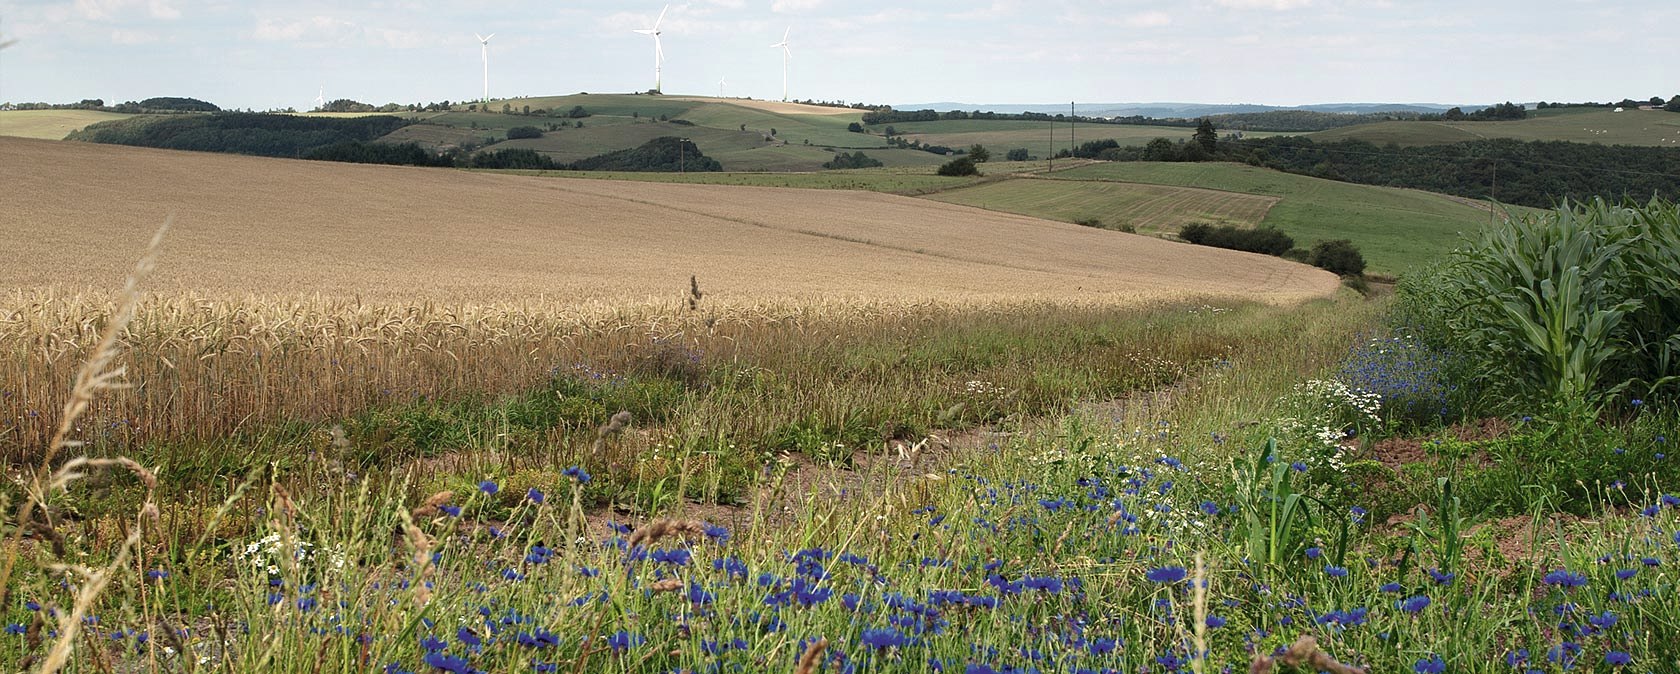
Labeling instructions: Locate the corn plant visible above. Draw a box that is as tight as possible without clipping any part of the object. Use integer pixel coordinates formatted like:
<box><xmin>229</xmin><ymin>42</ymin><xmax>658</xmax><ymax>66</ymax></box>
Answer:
<box><xmin>1445</xmin><ymin>198</ymin><xmax>1677</xmax><ymax>407</ymax></box>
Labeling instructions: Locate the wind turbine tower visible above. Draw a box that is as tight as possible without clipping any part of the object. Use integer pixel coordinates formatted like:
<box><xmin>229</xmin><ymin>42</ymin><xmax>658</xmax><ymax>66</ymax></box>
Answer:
<box><xmin>771</xmin><ymin>27</ymin><xmax>791</xmax><ymax>102</ymax></box>
<box><xmin>475</xmin><ymin>32</ymin><xmax>495</xmax><ymax>103</ymax></box>
<box><xmin>314</xmin><ymin>86</ymin><xmax>325</xmax><ymax>111</ymax></box>
<box><xmin>718</xmin><ymin>76</ymin><xmax>727</xmax><ymax>99</ymax></box>
<box><xmin>633</xmin><ymin>5</ymin><xmax>669</xmax><ymax>93</ymax></box>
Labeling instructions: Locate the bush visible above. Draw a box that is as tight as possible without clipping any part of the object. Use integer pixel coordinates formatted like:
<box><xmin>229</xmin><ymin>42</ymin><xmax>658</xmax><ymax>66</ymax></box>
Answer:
<box><xmin>968</xmin><ymin>145</ymin><xmax>991</xmax><ymax>162</ymax></box>
<box><xmin>505</xmin><ymin>126</ymin><xmax>543</xmax><ymax>140</ymax></box>
<box><xmin>1178</xmin><ymin>223</ymin><xmax>1293</xmax><ymax>256</ymax></box>
<box><xmin>1006</xmin><ymin>148</ymin><xmax>1030</xmax><ymax>162</ymax></box>
<box><xmin>846</xmin><ymin>122</ymin><xmax>865</xmax><ymax>132</ymax></box>
<box><xmin>936</xmin><ymin>157</ymin><xmax>979</xmax><ymax>177</ymax></box>
<box><xmin>1310</xmin><ymin>239</ymin><xmax>1366</xmax><ymax>276</ymax></box>
<box><xmin>822</xmin><ymin>151</ymin><xmax>883</xmax><ymax>170</ymax></box>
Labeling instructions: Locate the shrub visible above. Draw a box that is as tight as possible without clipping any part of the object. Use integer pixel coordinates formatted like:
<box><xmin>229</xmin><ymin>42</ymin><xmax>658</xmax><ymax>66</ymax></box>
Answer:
<box><xmin>1074</xmin><ymin>217</ymin><xmax>1102</xmax><ymax>228</ymax></box>
<box><xmin>968</xmin><ymin>145</ymin><xmax>991</xmax><ymax>162</ymax></box>
<box><xmin>1006</xmin><ymin>148</ymin><xmax>1030</xmax><ymax>162</ymax></box>
<box><xmin>936</xmin><ymin>157</ymin><xmax>979</xmax><ymax>177</ymax></box>
<box><xmin>505</xmin><ymin>126</ymin><xmax>543</xmax><ymax>140</ymax></box>
<box><xmin>822</xmin><ymin>151</ymin><xmax>883</xmax><ymax>170</ymax></box>
<box><xmin>1310</xmin><ymin>239</ymin><xmax>1366</xmax><ymax>276</ymax></box>
<box><xmin>1178</xmin><ymin>223</ymin><xmax>1293</xmax><ymax>256</ymax></box>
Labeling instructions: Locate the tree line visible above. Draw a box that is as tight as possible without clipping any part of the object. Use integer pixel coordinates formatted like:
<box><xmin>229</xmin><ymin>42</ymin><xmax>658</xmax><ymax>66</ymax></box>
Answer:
<box><xmin>1095</xmin><ymin>132</ymin><xmax>1680</xmax><ymax>209</ymax></box>
<box><xmin>70</xmin><ymin>113</ymin><xmax>721</xmax><ymax>172</ymax></box>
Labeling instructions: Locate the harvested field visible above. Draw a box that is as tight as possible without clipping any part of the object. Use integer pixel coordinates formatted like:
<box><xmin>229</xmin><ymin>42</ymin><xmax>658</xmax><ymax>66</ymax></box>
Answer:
<box><xmin>0</xmin><ymin>137</ymin><xmax>1337</xmax><ymax>306</ymax></box>
<box><xmin>927</xmin><ymin>177</ymin><xmax>1279</xmax><ymax>234</ymax></box>
<box><xmin>0</xmin><ymin>109</ymin><xmax>139</xmax><ymax>139</ymax></box>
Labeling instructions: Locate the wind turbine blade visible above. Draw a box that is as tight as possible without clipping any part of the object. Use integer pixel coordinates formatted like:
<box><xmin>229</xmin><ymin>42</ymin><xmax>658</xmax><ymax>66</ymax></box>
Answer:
<box><xmin>782</xmin><ymin>26</ymin><xmax>790</xmax><ymax>43</ymax></box>
<box><xmin>655</xmin><ymin>36</ymin><xmax>664</xmax><ymax>62</ymax></box>
<box><xmin>475</xmin><ymin>32</ymin><xmax>484</xmax><ymax>42</ymax></box>
<box><xmin>654</xmin><ymin>4</ymin><xmax>669</xmax><ymax>30</ymax></box>
<box><xmin>484</xmin><ymin>33</ymin><xmax>494</xmax><ymax>41</ymax></box>
<box><xmin>634</xmin><ymin>29</ymin><xmax>655</xmax><ymax>35</ymax></box>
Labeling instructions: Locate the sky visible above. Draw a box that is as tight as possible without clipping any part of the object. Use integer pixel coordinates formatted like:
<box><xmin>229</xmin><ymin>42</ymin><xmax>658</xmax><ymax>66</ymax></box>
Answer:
<box><xmin>0</xmin><ymin>0</ymin><xmax>1674</xmax><ymax>111</ymax></box>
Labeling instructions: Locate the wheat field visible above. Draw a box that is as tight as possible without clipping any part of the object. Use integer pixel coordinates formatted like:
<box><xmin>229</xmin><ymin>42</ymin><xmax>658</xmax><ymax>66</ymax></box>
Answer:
<box><xmin>0</xmin><ymin>137</ymin><xmax>1336</xmax><ymax>306</ymax></box>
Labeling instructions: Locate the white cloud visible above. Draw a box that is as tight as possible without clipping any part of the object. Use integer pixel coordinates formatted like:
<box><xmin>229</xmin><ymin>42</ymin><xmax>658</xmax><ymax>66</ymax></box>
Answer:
<box><xmin>72</xmin><ymin>0</ymin><xmax>181</xmax><ymax>21</ymax></box>
<box><xmin>770</xmin><ymin>0</ymin><xmax>824</xmax><ymax>13</ymax></box>
<box><xmin>1210</xmin><ymin>0</ymin><xmax>1313</xmax><ymax>9</ymax></box>
<box><xmin>251</xmin><ymin>15</ymin><xmax>359</xmax><ymax>43</ymax></box>
<box><xmin>1123</xmin><ymin>11</ymin><xmax>1172</xmax><ymax>27</ymax></box>
<box><xmin>110</xmin><ymin>27</ymin><xmax>160</xmax><ymax>44</ymax></box>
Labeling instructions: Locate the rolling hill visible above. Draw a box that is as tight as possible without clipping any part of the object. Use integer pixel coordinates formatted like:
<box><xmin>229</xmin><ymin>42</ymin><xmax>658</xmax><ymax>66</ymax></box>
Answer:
<box><xmin>0</xmin><ymin>109</ymin><xmax>141</xmax><ymax>139</ymax></box>
<box><xmin>1308</xmin><ymin>108</ymin><xmax>1680</xmax><ymax>147</ymax></box>
<box><xmin>0</xmin><ymin>137</ymin><xmax>1338</xmax><ymax>306</ymax></box>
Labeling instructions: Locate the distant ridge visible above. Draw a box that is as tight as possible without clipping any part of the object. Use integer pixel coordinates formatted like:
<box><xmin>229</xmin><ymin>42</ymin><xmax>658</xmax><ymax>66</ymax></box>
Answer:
<box><xmin>893</xmin><ymin>102</ymin><xmax>1474</xmax><ymax>117</ymax></box>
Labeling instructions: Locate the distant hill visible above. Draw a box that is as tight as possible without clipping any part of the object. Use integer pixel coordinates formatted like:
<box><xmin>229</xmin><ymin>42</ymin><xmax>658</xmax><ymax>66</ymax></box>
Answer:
<box><xmin>896</xmin><ymin>102</ymin><xmax>1468</xmax><ymax>117</ymax></box>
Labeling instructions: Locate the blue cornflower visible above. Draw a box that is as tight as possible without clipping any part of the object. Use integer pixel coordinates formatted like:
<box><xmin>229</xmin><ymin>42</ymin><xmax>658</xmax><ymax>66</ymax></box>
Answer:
<box><xmin>1349</xmin><ymin>506</ymin><xmax>1367</xmax><ymax>523</ymax></box>
<box><xmin>146</xmin><ymin>569</ymin><xmax>169</xmax><ymax>580</ymax></box>
<box><xmin>1543</xmin><ymin>569</ymin><xmax>1588</xmax><ymax>588</ymax></box>
<box><xmin>525</xmin><ymin>488</ymin><xmax>544</xmax><ymax>504</ymax></box>
<box><xmin>421</xmin><ymin>651</ymin><xmax>472</xmax><ymax>673</ymax></box>
<box><xmin>439</xmin><ymin>504</ymin><xmax>462</xmax><ymax>518</ymax></box>
<box><xmin>1427</xmin><ymin>568</ymin><xmax>1455</xmax><ymax>586</ymax></box>
<box><xmin>1205</xmin><ymin>615</ymin><xmax>1227</xmax><ymax>628</ymax></box>
<box><xmin>1380</xmin><ymin>582</ymin><xmax>1403</xmax><ymax>593</ymax></box>
<box><xmin>1504</xmin><ymin>648</ymin><xmax>1529</xmax><ymax>667</ymax></box>
<box><xmin>604</xmin><ymin>630</ymin><xmax>642</xmax><ymax>651</ymax></box>
<box><xmin>1615</xmin><ymin>568</ymin><xmax>1638</xmax><ymax>580</ymax></box>
<box><xmin>1399</xmin><ymin>595</ymin><xmax>1431</xmax><ymax>613</ymax></box>
<box><xmin>562</xmin><ymin>466</ymin><xmax>591</xmax><ymax>484</ymax></box>
<box><xmin>1414</xmin><ymin>654</ymin><xmax>1445</xmax><ymax>673</ymax></box>
<box><xmin>1199</xmin><ymin>501</ymin><xmax>1220</xmax><ymax>516</ymax></box>
<box><xmin>1146</xmin><ymin>566</ymin><xmax>1187</xmax><ymax>583</ymax></box>
<box><xmin>703</xmin><ymin>524</ymin><xmax>730</xmax><ymax>543</ymax></box>
<box><xmin>1290</xmin><ymin>461</ymin><xmax>1309</xmax><ymax>472</ymax></box>
<box><xmin>1324</xmin><ymin>565</ymin><xmax>1349</xmax><ymax>578</ymax></box>
<box><xmin>478</xmin><ymin>480</ymin><xmax>498</xmax><ymax>495</ymax></box>
<box><xmin>1305</xmin><ymin>546</ymin><xmax>1324</xmax><ymax>559</ymax></box>
<box><xmin>421</xmin><ymin>635</ymin><xmax>448</xmax><ymax>652</ymax></box>
<box><xmin>650</xmin><ymin>548</ymin><xmax>691</xmax><ymax>566</ymax></box>
<box><xmin>1605</xmin><ymin>651</ymin><xmax>1632</xmax><ymax>667</ymax></box>
<box><xmin>456</xmin><ymin>627</ymin><xmax>481</xmax><ymax>648</ymax></box>
<box><xmin>860</xmin><ymin>627</ymin><xmax>908</xmax><ymax>650</ymax></box>
<box><xmin>1630</xmin><ymin>399</ymin><xmax>1643</xmax><ymax>407</ymax></box>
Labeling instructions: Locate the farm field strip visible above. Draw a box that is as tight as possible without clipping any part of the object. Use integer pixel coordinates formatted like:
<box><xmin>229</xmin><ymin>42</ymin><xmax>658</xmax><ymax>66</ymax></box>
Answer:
<box><xmin>926</xmin><ymin>178</ymin><xmax>1278</xmax><ymax>233</ymax></box>
<box><xmin>0</xmin><ymin>109</ymin><xmax>140</xmax><ymax>139</ymax></box>
<box><xmin>0</xmin><ymin>137</ymin><xmax>1337</xmax><ymax>307</ymax></box>
<box><xmin>1309</xmin><ymin>108</ymin><xmax>1680</xmax><ymax>146</ymax></box>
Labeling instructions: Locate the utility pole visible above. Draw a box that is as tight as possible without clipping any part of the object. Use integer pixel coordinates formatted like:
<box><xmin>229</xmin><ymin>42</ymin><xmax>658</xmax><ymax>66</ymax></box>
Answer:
<box><xmin>1048</xmin><ymin>118</ymin><xmax>1055</xmax><ymax>172</ymax></box>
<box><xmin>1070</xmin><ymin>101</ymin><xmax>1076</xmax><ymax>158</ymax></box>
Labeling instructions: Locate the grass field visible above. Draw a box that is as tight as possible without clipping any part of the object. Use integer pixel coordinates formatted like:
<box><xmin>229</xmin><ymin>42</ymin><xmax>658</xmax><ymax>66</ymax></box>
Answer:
<box><xmin>0</xmin><ymin>109</ymin><xmax>140</xmax><ymax>139</ymax></box>
<box><xmin>1309</xmin><ymin>107</ymin><xmax>1680</xmax><ymax>147</ymax></box>
<box><xmin>3</xmin><ymin>128</ymin><xmax>1677</xmax><ymax>673</ymax></box>
<box><xmin>0</xmin><ymin>136</ymin><xmax>1335</xmax><ymax>306</ymax></box>
<box><xmin>880</xmin><ymin>119</ymin><xmax>1284</xmax><ymax>159</ymax></box>
<box><xmin>927</xmin><ymin>177</ymin><xmax>1279</xmax><ymax>235</ymax></box>
<box><xmin>1043</xmin><ymin>162</ymin><xmax>1498</xmax><ymax>274</ymax></box>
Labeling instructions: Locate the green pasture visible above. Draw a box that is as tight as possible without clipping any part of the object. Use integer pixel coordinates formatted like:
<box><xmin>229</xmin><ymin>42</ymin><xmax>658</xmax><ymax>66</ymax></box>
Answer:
<box><xmin>927</xmin><ymin>177</ymin><xmax>1278</xmax><ymax>234</ymax></box>
<box><xmin>1309</xmin><ymin>108</ymin><xmax>1680</xmax><ymax>147</ymax></box>
<box><xmin>1045</xmin><ymin>162</ymin><xmax>1500</xmax><ymax>275</ymax></box>
<box><xmin>0</xmin><ymin>109</ymin><xmax>141</xmax><ymax>139</ymax></box>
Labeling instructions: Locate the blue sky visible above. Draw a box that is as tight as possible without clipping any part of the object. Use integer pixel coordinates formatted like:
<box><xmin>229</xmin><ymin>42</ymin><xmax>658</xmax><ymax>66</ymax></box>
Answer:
<box><xmin>1</xmin><ymin>0</ymin><xmax>1674</xmax><ymax>111</ymax></box>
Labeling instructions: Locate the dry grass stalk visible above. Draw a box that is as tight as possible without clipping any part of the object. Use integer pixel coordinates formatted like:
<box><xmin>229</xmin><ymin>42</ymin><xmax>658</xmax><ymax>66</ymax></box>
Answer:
<box><xmin>411</xmin><ymin>491</ymin><xmax>455</xmax><ymax>519</ymax></box>
<box><xmin>793</xmin><ymin>638</ymin><xmax>828</xmax><ymax>674</ymax></box>
<box><xmin>1247</xmin><ymin>635</ymin><xmax>1367</xmax><ymax>674</ymax></box>
<box><xmin>38</xmin><ymin>502</ymin><xmax>157</xmax><ymax>674</ymax></box>
<box><xmin>0</xmin><ymin>218</ymin><xmax>167</xmax><ymax>614</ymax></box>
<box><xmin>1191</xmin><ymin>552</ymin><xmax>1208</xmax><ymax>674</ymax></box>
<box><xmin>626</xmin><ymin>518</ymin><xmax>708</xmax><ymax>548</ymax></box>
<box><xmin>648</xmin><ymin>578</ymin><xmax>684</xmax><ymax>593</ymax></box>
<box><xmin>397</xmin><ymin>509</ymin><xmax>436</xmax><ymax>607</ymax></box>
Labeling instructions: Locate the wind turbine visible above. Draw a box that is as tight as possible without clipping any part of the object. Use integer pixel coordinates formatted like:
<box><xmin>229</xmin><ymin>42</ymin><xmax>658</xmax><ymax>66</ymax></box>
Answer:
<box><xmin>314</xmin><ymin>86</ymin><xmax>325</xmax><ymax>111</ymax></box>
<box><xmin>632</xmin><ymin>5</ymin><xmax>668</xmax><ymax>93</ymax></box>
<box><xmin>770</xmin><ymin>27</ymin><xmax>791</xmax><ymax>102</ymax></box>
<box><xmin>475</xmin><ymin>32</ymin><xmax>495</xmax><ymax>103</ymax></box>
<box><xmin>718</xmin><ymin>76</ymin><xmax>727</xmax><ymax>99</ymax></box>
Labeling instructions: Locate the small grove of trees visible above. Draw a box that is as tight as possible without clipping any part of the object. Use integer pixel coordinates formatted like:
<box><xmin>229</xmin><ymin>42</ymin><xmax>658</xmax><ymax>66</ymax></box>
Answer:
<box><xmin>846</xmin><ymin>122</ymin><xmax>865</xmax><ymax>132</ymax></box>
<box><xmin>936</xmin><ymin>157</ymin><xmax>979</xmax><ymax>177</ymax></box>
<box><xmin>1423</xmin><ymin>102</ymin><xmax>1527</xmax><ymax>121</ymax></box>
<box><xmin>1179</xmin><ymin>223</ymin><xmax>1368</xmax><ymax>277</ymax></box>
<box><xmin>505</xmin><ymin>126</ymin><xmax>543</xmax><ymax>140</ymax></box>
<box><xmin>968</xmin><ymin>145</ymin><xmax>991</xmax><ymax>162</ymax></box>
<box><xmin>1310</xmin><ymin>239</ymin><xmax>1366</xmax><ymax>276</ymax></box>
<box><xmin>1006</xmin><ymin>148</ymin><xmax>1030</xmax><ymax>161</ymax></box>
<box><xmin>822</xmin><ymin>151</ymin><xmax>882</xmax><ymax>170</ymax></box>
<box><xmin>1179</xmin><ymin>223</ymin><xmax>1294</xmax><ymax>256</ymax></box>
